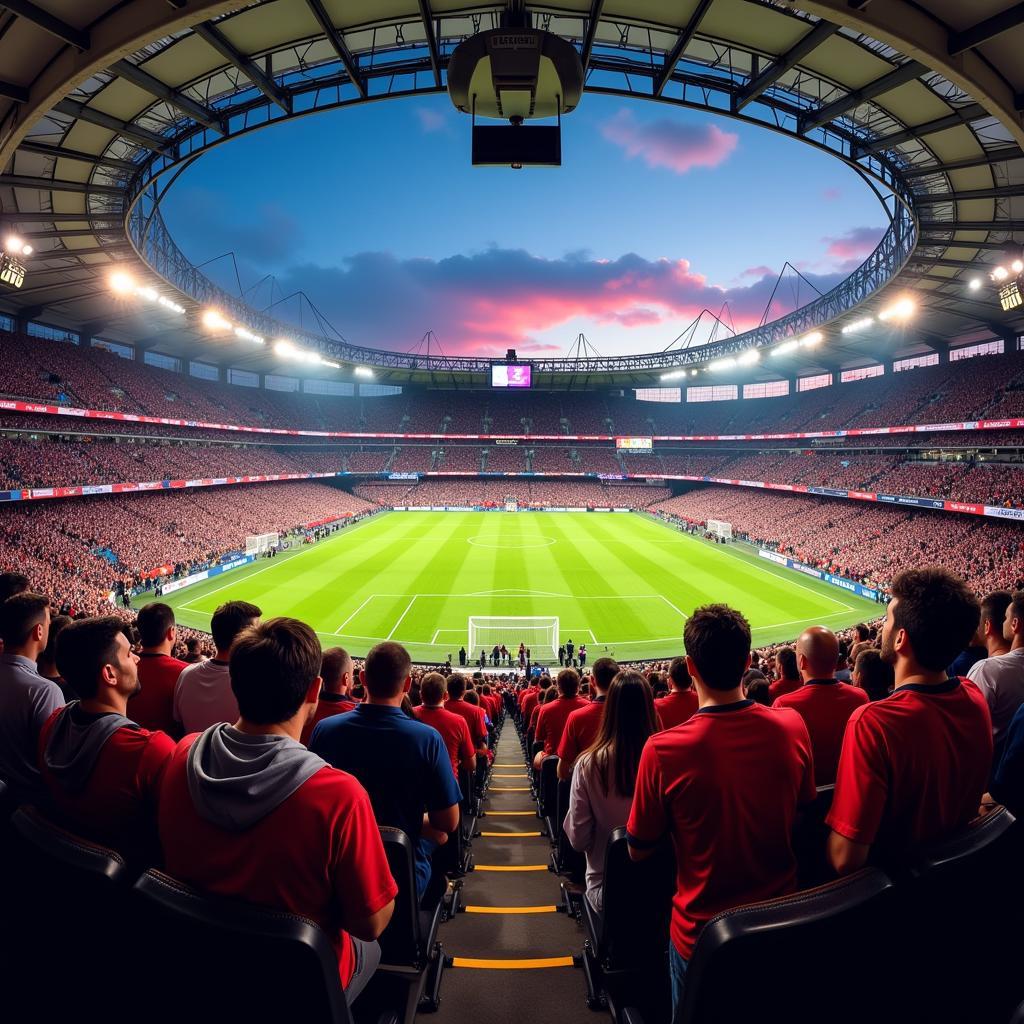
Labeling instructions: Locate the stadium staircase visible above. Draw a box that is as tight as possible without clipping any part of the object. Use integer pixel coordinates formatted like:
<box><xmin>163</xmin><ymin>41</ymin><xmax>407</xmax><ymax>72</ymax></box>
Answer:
<box><xmin>424</xmin><ymin>719</ymin><xmax>598</xmax><ymax>1024</ymax></box>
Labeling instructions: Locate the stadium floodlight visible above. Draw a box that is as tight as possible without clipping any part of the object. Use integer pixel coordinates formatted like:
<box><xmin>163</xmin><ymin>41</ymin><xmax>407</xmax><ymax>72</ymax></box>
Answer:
<box><xmin>202</xmin><ymin>309</ymin><xmax>231</xmax><ymax>332</ymax></box>
<box><xmin>992</xmin><ymin>266</ymin><xmax>1009</xmax><ymax>282</ymax></box>
<box><xmin>690</xmin><ymin>369</ymin><xmax>699</xmax><ymax>376</ymax></box>
<box><xmin>157</xmin><ymin>295</ymin><xmax>185</xmax><ymax>314</ymax></box>
<box><xmin>878</xmin><ymin>297</ymin><xmax>915</xmax><ymax>322</ymax></box>
<box><xmin>737</xmin><ymin>349</ymin><xmax>760</xmax><ymax>365</ymax></box>
<box><xmin>322</xmin><ymin>359</ymin><xmax>340</xmax><ymax>369</ymax></box>
<box><xmin>773</xmin><ymin>340</ymin><xmax>799</xmax><ymax>356</ymax></box>
<box><xmin>842</xmin><ymin>317</ymin><xmax>873</xmax><ymax>334</ymax></box>
<box><xmin>800</xmin><ymin>331</ymin><xmax>823</xmax><ymax>348</ymax></box>
<box><xmin>139</xmin><ymin>286</ymin><xmax>158</xmax><ymax>301</ymax></box>
<box><xmin>4</xmin><ymin>235</ymin><xmax>24</xmax><ymax>254</ymax></box>
<box><xmin>1013</xmin><ymin>260</ymin><xmax>1024</xmax><ymax>274</ymax></box>
<box><xmin>110</xmin><ymin>271</ymin><xmax>135</xmax><ymax>294</ymax></box>
<box><xmin>969</xmin><ymin>278</ymin><xmax>982</xmax><ymax>291</ymax></box>
<box><xmin>234</xmin><ymin>326</ymin><xmax>264</xmax><ymax>344</ymax></box>
<box><xmin>709</xmin><ymin>357</ymin><xmax>737</xmax><ymax>372</ymax></box>
<box><xmin>273</xmin><ymin>339</ymin><xmax>295</xmax><ymax>356</ymax></box>
<box><xmin>355</xmin><ymin>366</ymin><xmax>375</xmax><ymax>378</ymax></box>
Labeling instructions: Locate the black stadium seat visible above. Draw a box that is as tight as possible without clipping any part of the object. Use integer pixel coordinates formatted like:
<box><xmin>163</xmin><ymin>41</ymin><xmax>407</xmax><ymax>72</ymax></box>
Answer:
<box><xmin>792</xmin><ymin>783</ymin><xmax>835</xmax><ymax>887</ymax></box>
<box><xmin>539</xmin><ymin>754</ymin><xmax>559</xmax><ymax>831</ymax></box>
<box><xmin>132</xmin><ymin>868</ymin><xmax>361</xmax><ymax>1024</ymax></box>
<box><xmin>677</xmin><ymin>867</ymin><xmax>896</xmax><ymax>1024</ymax></box>
<box><xmin>552</xmin><ymin>776</ymin><xmax>586</xmax><ymax>879</ymax></box>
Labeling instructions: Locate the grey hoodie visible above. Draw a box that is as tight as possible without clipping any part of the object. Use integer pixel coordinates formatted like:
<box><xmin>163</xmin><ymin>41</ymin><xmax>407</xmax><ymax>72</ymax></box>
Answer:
<box><xmin>186</xmin><ymin>723</ymin><xmax>328</xmax><ymax>831</ymax></box>
<box><xmin>43</xmin><ymin>702</ymin><xmax>136</xmax><ymax>793</ymax></box>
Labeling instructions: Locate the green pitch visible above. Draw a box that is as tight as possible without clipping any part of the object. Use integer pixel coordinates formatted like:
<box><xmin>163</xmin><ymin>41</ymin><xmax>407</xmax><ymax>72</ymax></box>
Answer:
<box><xmin>148</xmin><ymin>510</ymin><xmax>881</xmax><ymax>663</ymax></box>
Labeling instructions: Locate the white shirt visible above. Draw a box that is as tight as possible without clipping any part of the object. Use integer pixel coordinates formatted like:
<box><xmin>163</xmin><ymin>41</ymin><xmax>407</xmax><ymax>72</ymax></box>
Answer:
<box><xmin>967</xmin><ymin>647</ymin><xmax>1024</xmax><ymax>744</ymax></box>
<box><xmin>174</xmin><ymin>658</ymin><xmax>238</xmax><ymax>733</ymax></box>
<box><xmin>563</xmin><ymin>751</ymin><xmax>634</xmax><ymax>912</ymax></box>
<box><xmin>0</xmin><ymin>653</ymin><xmax>64</xmax><ymax>797</ymax></box>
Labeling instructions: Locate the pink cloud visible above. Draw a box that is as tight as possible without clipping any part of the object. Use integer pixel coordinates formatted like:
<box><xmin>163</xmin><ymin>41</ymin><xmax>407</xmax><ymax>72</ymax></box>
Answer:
<box><xmin>821</xmin><ymin>226</ymin><xmax>885</xmax><ymax>268</ymax></box>
<box><xmin>741</xmin><ymin>264</ymin><xmax>775</xmax><ymax>279</ymax></box>
<box><xmin>415</xmin><ymin>107</ymin><xmax>448</xmax><ymax>133</ymax></box>
<box><xmin>821</xmin><ymin>187</ymin><xmax>842</xmax><ymax>202</ymax></box>
<box><xmin>600</xmin><ymin>109</ymin><xmax>738</xmax><ymax>174</ymax></box>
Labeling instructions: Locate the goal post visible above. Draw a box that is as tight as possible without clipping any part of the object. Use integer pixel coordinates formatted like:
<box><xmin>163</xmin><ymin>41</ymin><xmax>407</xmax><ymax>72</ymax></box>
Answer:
<box><xmin>245</xmin><ymin>532</ymin><xmax>279</xmax><ymax>556</ymax></box>
<box><xmin>468</xmin><ymin>616</ymin><xmax>559</xmax><ymax>660</ymax></box>
<box><xmin>706</xmin><ymin>519</ymin><xmax>733</xmax><ymax>541</ymax></box>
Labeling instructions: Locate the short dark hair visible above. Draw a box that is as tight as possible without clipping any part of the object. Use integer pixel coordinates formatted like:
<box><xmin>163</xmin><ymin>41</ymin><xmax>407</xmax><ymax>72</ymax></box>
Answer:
<box><xmin>668</xmin><ymin>656</ymin><xmax>692</xmax><ymax>690</ymax></box>
<box><xmin>1008</xmin><ymin>591</ymin><xmax>1024</xmax><ymax>633</ymax></box>
<box><xmin>855</xmin><ymin>649</ymin><xmax>894</xmax><ymax>701</ymax></box>
<box><xmin>684</xmin><ymin>604</ymin><xmax>751</xmax><ymax>691</ymax></box>
<box><xmin>0</xmin><ymin>572</ymin><xmax>30</xmax><ymax>604</ymax></box>
<box><xmin>40</xmin><ymin>614</ymin><xmax>72</xmax><ymax>665</ymax></box>
<box><xmin>363</xmin><ymin>641</ymin><xmax>412</xmax><ymax>699</ymax></box>
<box><xmin>557</xmin><ymin>667</ymin><xmax>580</xmax><ymax>696</ymax></box>
<box><xmin>745</xmin><ymin>679</ymin><xmax>771</xmax><ymax>706</ymax></box>
<box><xmin>855</xmin><ymin>623</ymin><xmax>870</xmax><ymax>642</ymax></box>
<box><xmin>136</xmin><ymin>602</ymin><xmax>175</xmax><ymax>648</ymax></box>
<box><xmin>0</xmin><ymin>592</ymin><xmax>49</xmax><ymax>647</ymax></box>
<box><xmin>230</xmin><ymin>618</ymin><xmax>321</xmax><ymax>724</ymax></box>
<box><xmin>211</xmin><ymin>600</ymin><xmax>261</xmax><ymax>652</ymax></box>
<box><xmin>777</xmin><ymin>647</ymin><xmax>798</xmax><ymax>680</ymax></box>
<box><xmin>320</xmin><ymin>647</ymin><xmax>351</xmax><ymax>691</ymax></box>
<box><xmin>421</xmin><ymin>671</ymin><xmax>446</xmax><ymax>705</ymax></box>
<box><xmin>447</xmin><ymin>672</ymin><xmax>467</xmax><ymax>699</ymax></box>
<box><xmin>186</xmin><ymin>637</ymin><xmax>201</xmax><ymax>652</ymax></box>
<box><xmin>982</xmin><ymin>591</ymin><xmax>1013</xmax><ymax>631</ymax></box>
<box><xmin>890</xmin><ymin>568</ymin><xmax>980</xmax><ymax>671</ymax></box>
<box><xmin>591</xmin><ymin>657</ymin><xmax>619</xmax><ymax>691</ymax></box>
<box><xmin>56</xmin><ymin>617</ymin><xmax>130</xmax><ymax>700</ymax></box>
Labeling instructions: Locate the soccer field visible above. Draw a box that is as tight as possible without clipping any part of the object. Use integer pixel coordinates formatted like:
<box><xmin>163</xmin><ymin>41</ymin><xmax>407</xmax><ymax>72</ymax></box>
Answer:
<box><xmin>150</xmin><ymin>510</ymin><xmax>881</xmax><ymax>663</ymax></box>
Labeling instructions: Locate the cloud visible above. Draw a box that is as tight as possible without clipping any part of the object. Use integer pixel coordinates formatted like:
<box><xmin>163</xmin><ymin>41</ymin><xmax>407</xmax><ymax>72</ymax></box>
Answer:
<box><xmin>415</xmin><ymin>107</ymin><xmax>449</xmax><ymax>133</ymax></box>
<box><xmin>820</xmin><ymin>226</ymin><xmax>885</xmax><ymax>269</ymax></box>
<box><xmin>600</xmin><ymin>109</ymin><xmax>738</xmax><ymax>174</ymax></box>
<box><xmin>821</xmin><ymin>187</ymin><xmax>842</xmax><ymax>202</ymax></box>
<box><xmin>206</xmin><ymin>247</ymin><xmax>849</xmax><ymax>358</ymax></box>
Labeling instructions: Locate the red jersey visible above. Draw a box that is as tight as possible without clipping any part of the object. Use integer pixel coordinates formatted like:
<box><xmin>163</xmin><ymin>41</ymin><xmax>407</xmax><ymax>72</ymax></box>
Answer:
<box><xmin>556</xmin><ymin>698</ymin><xmax>606</xmax><ymax>765</ymax></box>
<box><xmin>38</xmin><ymin>707</ymin><xmax>175</xmax><ymax>853</ymax></box>
<box><xmin>768</xmin><ymin>677</ymin><xmax>802</xmax><ymax>704</ymax></box>
<box><xmin>300</xmin><ymin>694</ymin><xmax>358</xmax><ymax>746</ymax></box>
<box><xmin>827</xmin><ymin>678</ymin><xmax>993</xmax><ymax>857</ymax></box>
<box><xmin>158</xmin><ymin>737</ymin><xmax>397</xmax><ymax>989</ymax></box>
<box><xmin>627</xmin><ymin>700</ymin><xmax>814</xmax><ymax>958</ymax></box>
<box><xmin>535</xmin><ymin>695</ymin><xmax>589</xmax><ymax>756</ymax></box>
<box><xmin>773</xmin><ymin>679</ymin><xmax>868</xmax><ymax>785</ymax></box>
<box><xmin>446</xmin><ymin>698</ymin><xmax>488</xmax><ymax>746</ymax></box>
<box><xmin>413</xmin><ymin>704</ymin><xmax>475</xmax><ymax>778</ymax></box>
<box><xmin>656</xmin><ymin>689</ymin><xmax>700</xmax><ymax>730</ymax></box>
<box><xmin>521</xmin><ymin>688</ymin><xmax>541</xmax><ymax>724</ymax></box>
<box><xmin>129</xmin><ymin>652</ymin><xmax>187</xmax><ymax>735</ymax></box>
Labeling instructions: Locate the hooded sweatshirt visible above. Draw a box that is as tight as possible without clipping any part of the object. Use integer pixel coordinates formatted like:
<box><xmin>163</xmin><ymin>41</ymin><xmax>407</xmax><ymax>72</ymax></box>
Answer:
<box><xmin>186</xmin><ymin>723</ymin><xmax>328</xmax><ymax>831</ymax></box>
<box><xmin>43</xmin><ymin>702</ymin><xmax>138</xmax><ymax>793</ymax></box>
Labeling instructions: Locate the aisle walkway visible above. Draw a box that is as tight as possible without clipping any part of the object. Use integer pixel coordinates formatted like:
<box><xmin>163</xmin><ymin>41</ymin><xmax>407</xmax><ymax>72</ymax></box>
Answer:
<box><xmin>423</xmin><ymin>724</ymin><xmax>600</xmax><ymax>1024</ymax></box>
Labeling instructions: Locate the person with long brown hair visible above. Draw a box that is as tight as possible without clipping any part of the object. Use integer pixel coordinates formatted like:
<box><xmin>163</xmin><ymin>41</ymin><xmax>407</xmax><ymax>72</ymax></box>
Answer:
<box><xmin>563</xmin><ymin>669</ymin><xmax>658</xmax><ymax>911</ymax></box>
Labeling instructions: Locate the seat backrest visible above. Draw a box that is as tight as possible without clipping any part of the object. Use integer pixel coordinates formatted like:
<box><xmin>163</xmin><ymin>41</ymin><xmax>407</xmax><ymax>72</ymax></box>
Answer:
<box><xmin>598</xmin><ymin>827</ymin><xmax>676</xmax><ymax>970</ymax></box>
<box><xmin>679</xmin><ymin>868</ymin><xmax>895</xmax><ymax>1024</ymax></box>
<box><xmin>540</xmin><ymin>755</ymin><xmax>559</xmax><ymax>819</ymax></box>
<box><xmin>792</xmin><ymin>784</ymin><xmax>835</xmax><ymax>887</ymax></box>
<box><xmin>133</xmin><ymin>869</ymin><xmax>353</xmax><ymax>1024</ymax></box>
<box><xmin>378</xmin><ymin>826</ymin><xmax>425</xmax><ymax>967</ymax></box>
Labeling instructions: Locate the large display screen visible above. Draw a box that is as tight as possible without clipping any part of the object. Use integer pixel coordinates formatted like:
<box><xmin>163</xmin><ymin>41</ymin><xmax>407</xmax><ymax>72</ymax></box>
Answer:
<box><xmin>615</xmin><ymin>436</ymin><xmax>653</xmax><ymax>450</ymax></box>
<box><xmin>491</xmin><ymin>363</ymin><xmax>532</xmax><ymax>389</ymax></box>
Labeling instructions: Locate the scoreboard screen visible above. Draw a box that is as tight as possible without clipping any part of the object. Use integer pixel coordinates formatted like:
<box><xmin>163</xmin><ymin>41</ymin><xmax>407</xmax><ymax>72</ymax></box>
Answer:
<box><xmin>491</xmin><ymin>363</ymin><xmax>532</xmax><ymax>389</ymax></box>
<box><xmin>616</xmin><ymin>437</ymin><xmax>653</xmax><ymax>450</ymax></box>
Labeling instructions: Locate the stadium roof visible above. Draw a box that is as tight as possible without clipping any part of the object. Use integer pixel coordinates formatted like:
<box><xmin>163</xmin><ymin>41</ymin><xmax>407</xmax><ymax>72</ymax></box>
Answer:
<box><xmin>1</xmin><ymin>0</ymin><xmax>1023</xmax><ymax>389</ymax></box>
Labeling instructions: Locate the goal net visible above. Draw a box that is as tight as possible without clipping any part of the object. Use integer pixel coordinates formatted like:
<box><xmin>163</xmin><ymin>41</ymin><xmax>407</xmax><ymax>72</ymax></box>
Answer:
<box><xmin>468</xmin><ymin>617</ymin><xmax>559</xmax><ymax>660</ymax></box>
<box><xmin>707</xmin><ymin>519</ymin><xmax>733</xmax><ymax>541</ymax></box>
<box><xmin>245</xmin><ymin>532</ymin><xmax>279</xmax><ymax>556</ymax></box>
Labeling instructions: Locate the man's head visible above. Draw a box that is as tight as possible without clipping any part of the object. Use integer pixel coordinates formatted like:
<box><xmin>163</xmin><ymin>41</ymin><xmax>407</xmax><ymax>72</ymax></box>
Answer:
<box><xmin>852</xmin><ymin>648</ymin><xmax>894</xmax><ymax>701</ymax></box>
<box><xmin>38</xmin><ymin>613</ymin><xmax>71</xmax><ymax>671</ymax></box>
<box><xmin>0</xmin><ymin>572</ymin><xmax>30</xmax><ymax>604</ymax></box>
<box><xmin>556</xmin><ymin>667</ymin><xmax>580</xmax><ymax>697</ymax></box>
<box><xmin>777</xmin><ymin>646</ymin><xmax>799</xmax><ymax>682</ymax></box>
<box><xmin>881</xmin><ymin>568</ymin><xmax>980</xmax><ymax>674</ymax></box>
<box><xmin>683</xmin><ymin>604</ymin><xmax>751</xmax><ymax>692</ymax></box>
<box><xmin>136</xmin><ymin>601</ymin><xmax>176</xmax><ymax>650</ymax></box>
<box><xmin>361</xmin><ymin>641</ymin><xmax>412</xmax><ymax>700</ymax></box>
<box><xmin>186</xmin><ymin>637</ymin><xmax>202</xmax><ymax>655</ymax></box>
<box><xmin>796</xmin><ymin>626</ymin><xmax>840</xmax><ymax>682</ymax></box>
<box><xmin>447</xmin><ymin>672</ymin><xmax>467</xmax><ymax>699</ymax></box>
<box><xmin>230</xmin><ymin>617</ymin><xmax>321</xmax><ymax>725</ymax></box>
<box><xmin>854</xmin><ymin>623</ymin><xmax>870</xmax><ymax>643</ymax></box>
<box><xmin>1003</xmin><ymin>591</ymin><xmax>1024</xmax><ymax>645</ymax></box>
<box><xmin>320</xmin><ymin>646</ymin><xmax>352</xmax><ymax>695</ymax></box>
<box><xmin>590</xmin><ymin>656</ymin><xmax>619</xmax><ymax>694</ymax></box>
<box><xmin>0</xmin><ymin>592</ymin><xmax>50</xmax><ymax>657</ymax></box>
<box><xmin>421</xmin><ymin>671</ymin><xmax>447</xmax><ymax>706</ymax></box>
<box><xmin>56</xmin><ymin>617</ymin><xmax>139</xmax><ymax>702</ymax></box>
<box><xmin>211</xmin><ymin>600</ymin><xmax>261</xmax><ymax>655</ymax></box>
<box><xmin>668</xmin><ymin>656</ymin><xmax>692</xmax><ymax>692</ymax></box>
<box><xmin>979</xmin><ymin>591</ymin><xmax>1012</xmax><ymax>647</ymax></box>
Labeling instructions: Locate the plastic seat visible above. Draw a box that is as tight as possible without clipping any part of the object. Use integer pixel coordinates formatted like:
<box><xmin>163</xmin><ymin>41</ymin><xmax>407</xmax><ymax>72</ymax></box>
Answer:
<box><xmin>132</xmin><ymin>868</ymin><xmax>358</xmax><ymax>1024</ymax></box>
<box><xmin>677</xmin><ymin>868</ymin><xmax>896</xmax><ymax>1024</ymax></box>
<box><xmin>552</xmin><ymin>776</ymin><xmax>586</xmax><ymax>878</ymax></box>
<box><xmin>792</xmin><ymin>783</ymin><xmax>835</xmax><ymax>887</ymax></box>
<box><xmin>539</xmin><ymin>754</ymin><xmax>559</xmax><ymax>829</ymax></box>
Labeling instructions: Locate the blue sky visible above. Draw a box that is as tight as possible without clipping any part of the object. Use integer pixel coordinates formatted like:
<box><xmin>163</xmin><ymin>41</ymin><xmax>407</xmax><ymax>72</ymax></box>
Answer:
<box><xmin>163</xmin><ymin>92</ymin><xmax>886</xmax><ymax>357</ymax></box>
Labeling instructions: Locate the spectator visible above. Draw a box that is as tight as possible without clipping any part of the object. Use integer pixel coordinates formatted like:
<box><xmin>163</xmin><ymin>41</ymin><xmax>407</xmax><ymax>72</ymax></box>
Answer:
<box><xmin>557</xmin><ymin>657</ymin><xmax>619</xmax><ymax>781</ymax></box>
<box><xmin>978</xmin><ymin>591</ymin><xmax>1013</xmax><ymax>661</ymax></box>
<box><xmin>128</xmin><ymin>602</ymin><xmax>187</xmax><ymax>735</ymax></box>
<box><xmin>412</xmin><ymin>672</ymin><xmax>476</xmax><ymax>779</ymax></box>
<box><xmin>656</xmin><ymin>656</ymin><xmax>700</xmax><ymax>730</ymax></box>
<box><xmin>835</xmin><ymin>641</ymin><xmax>853</xmax><ymax>683</ymax></box>
<box><xmin>627</xmin><ymin>604</ymin><xmax>814</xmax><ymax>1015</ymax></box>
<box><xmin>0</xmin><ymin>570</ymin><xmax>30</xmax><ymax>652</ymax></box>
<box><xmin>0</xmin><ymin>592</ymin><xmax>61</xmax><ymax>799</ymax></box>
<box><xmin>37</xmin><ymin>613</ymin><xmax>72</xmax><ymax>700</ymax></box>
<box><xmin>768</xmin><ymin>647</ymin><xmax>801</xmax><ymax>703</ymax></box>
<box><xmin>967</xmin><ymin>590</ymin><xmax>1024</xmax><ymax>752</ymax></box>
<box><xmin>828</xmin><ymin>568</ymin><xmax>992</xmax><ymax>874</ymax></box>
<box><xmin>774</xmin><ymin>626</ymin><xmax>868</xmax><ymax>785</ymax></box>
<box><xmin>852</xmin><ymin>649</ymin><xmax>894</xmax><ymax>702</ymax></box>
<box><xmin>564</xmin><ymin>670</ymin><xmax>658</xmax><ymax>911</ymax></box>
<box><xmin>173</xmin><ymin>600</ymin><xmax>261</xmax><ymax>733</ymax></box>
<box><xmin>300</xmin><ymin>647</ymin><xmax>357</xmax><ymax>745</ymax></box>
<box><xmin>745</xmin><ymin>677</ymin><xmax>771</xmax><ymax>706</ymax></box>
<box><xmin>38</xmin><ymin>616</ymin><xmax>174</xmax><ymax>860</ymax></box>
<box><xmin>310</xmin><ymin>641</ymin><xmax>461</xmax><ymax>905</ymax></box>
<box><xmin>987</xmin><ymin>700</ymin><xmax>1024</xmax><ymax>817</ymax></box>
<box><xmin>445</xmin><ymin>673</ymin><xmax>489</xmax><ymax>760</ymax></box>
<box><xmin>159</xmin><ymin>618</ymin><xmax>396</xmax><ymax>1002</ymax></box>
<box><xmin>533</xmin><ymin>668</ymin><xmax>588</xmax><ymax>770</ymax></box>
<box><xmin>182</xmin><ymin>637</ymin><xmax>205</xmax><ymax>664</ymax></box>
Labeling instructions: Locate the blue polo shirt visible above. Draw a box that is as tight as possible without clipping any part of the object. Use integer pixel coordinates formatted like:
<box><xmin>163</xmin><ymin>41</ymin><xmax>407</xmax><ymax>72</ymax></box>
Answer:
<box><xmin>310</xmin><ymin>703</ymin><xmax>461</xmax><ymax>896</ymax></box>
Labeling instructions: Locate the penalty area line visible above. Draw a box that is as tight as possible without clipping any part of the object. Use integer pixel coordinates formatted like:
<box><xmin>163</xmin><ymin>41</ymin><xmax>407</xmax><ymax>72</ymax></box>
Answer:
<box><xmin>386</xmin><ymin>596</ymin><xmax>418</xmax><ymax>641</ymax></box>
<box><xmin>335</xmin><ymin>594</ymin><xmax>377</xmax><ymax>634</ymax></box>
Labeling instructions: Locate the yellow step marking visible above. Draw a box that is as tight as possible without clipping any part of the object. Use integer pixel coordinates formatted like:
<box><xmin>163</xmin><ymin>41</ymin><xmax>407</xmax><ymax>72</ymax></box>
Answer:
<box><xmin>490</xmin><ymin>786</ymin><xmax>531</xmax><ymax>792</ymax></box>
<box><xmin>452</xmin><ymin>956</ymin><xmax>574</xmax><ymax>969</ymax></box>
<box><xmin>465</xmin><ymin>905</ymin><xmax>556</xmax><ymax>915</ymax></box>
<box><xmin>484</xmin><ymin>811</ymin><xmax>535</xmax><ymax>816</ymax></box>
<box><xmin>494</xmin><ymin>764</ymin><xmax>525</xmax><ymax>767</ymax></box>
<box><xmin>474</xmin><ymin>864</ymin><xmax>548</xmax><ymax>872</ymax></box>
<box><xmin>481</xmin><ymin>830</ymin><xmax>542</xmax><ymax>837</ymax></box>
<box><xmin>492</xmin><ymin>773</ymin><xmax>528</xmax><ymax>778</ymax></box>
